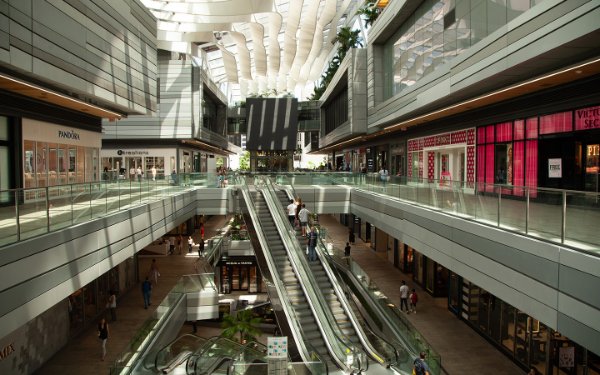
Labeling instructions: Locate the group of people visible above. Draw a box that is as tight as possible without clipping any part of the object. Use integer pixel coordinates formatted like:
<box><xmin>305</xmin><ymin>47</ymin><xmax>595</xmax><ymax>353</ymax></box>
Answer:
<box><xmin>399</xmin><ymin>280</ymin><xmax>419</xmax><ymax>314</ymax></box>
<box><xmin>216</xmin><ymin>166</ymin><xmax>228</xmax><ymax>188</ymax></box>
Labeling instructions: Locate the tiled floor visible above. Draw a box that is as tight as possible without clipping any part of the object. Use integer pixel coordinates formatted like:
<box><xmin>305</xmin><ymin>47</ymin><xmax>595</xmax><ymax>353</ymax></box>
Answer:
<box><xmin>36</xmin><ymin>214</ymin><xmax>524</xmax><ymax>375</ymax></box>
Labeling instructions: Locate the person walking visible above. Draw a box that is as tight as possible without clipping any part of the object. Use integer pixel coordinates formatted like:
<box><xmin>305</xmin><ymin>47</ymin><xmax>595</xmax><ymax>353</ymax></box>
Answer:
<box><xmin>98</xmin><ymin>317</ymin><xmax>109</xmax><ymax>361</ymax></box>
<box><xmin>150</xmin><ymin>259</ymin><xmax>160</xmax><ymax>285</ymax></box>
<box><xmin>399</xmin><ymin>280</ymin><xmax>409</xmax><ymax>312</ymax></box>
<box><xmin>348</xmin><ymin>228</ymin><xmax>355</xmax><ymax>245</ymax></box>
<box><xmin>136</xmin><ymin>166</ymin><xmax>143</xmax><ymax>182</ymax></box>
<box><xmin>409</xmin><ymin>288</ymin><xmax>418</xmax><ymax>313</ymax></box>
<box><xmin>286</xmin><ymin>199</ymin><xmax>297</xmax><ymax>226</ymax></box>
<box><xmin>198</xmin><ymin>238</ymin><xmax>205</xmax><ymax>257</ymax></box>
<box><xmin>107</xmin><ymin>290</ymin><xmax>117</xmax><ymax>322</ymax></box>
<box><xmin>306</xmin><ymin>226</ymin><xmax>318</xmax><ymax>262</ymax></box>
<box><xmin>168</xmin><ymin>236</ymin><xmax>175</xmax><ymax>255</ymax></box>
<box><xmin>178</xmin><ymin>234</ymin><xmax>183</xmax><ymax>254</ymax></box>
<box><xmin>141</xmin><ymin>277</ymin><xmax>152</xmax><ymax>309</ymax></box>
<box><xmin>151</xmin><ymin>165</ymin><xmax>157</xmax><ymax>181</ymax></box>
<box><xmin>344</xmin><ymin>242</ymin><xmax>351</xmax><ymax>257</ymax></box>
<box><xmin>199</xmin><ymin>223</ymin><xmax>205</xmax><ymax>240</ymax></box>
<box><xmin>413</xmin><ymin>352</ymin><xmax>430</xmax><ymax>375</ymax></box>
<box><xmin>188</xmin><ymin>236</ymin><xmax>194</xmax><ymax>253</ymax></box>
<box><xmin>129</xmin><ymin>166</ymin><xmax>136</xmax><ymax>181</ymax></box>
<box><xmin>298</xmin><ymin>204</ymin><xmax>309</xmax><ymax>237</ymax></box>
<box><xmin>379</xmin><ymin>166</ymin><xmax>389</xmax><ymax>187</ymax></box>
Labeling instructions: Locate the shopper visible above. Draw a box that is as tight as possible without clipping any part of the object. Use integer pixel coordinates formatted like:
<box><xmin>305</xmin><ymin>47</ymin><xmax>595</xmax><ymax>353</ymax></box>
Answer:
<box><xmin>136</xmin><ymin>166</ymin><xmax>142</xmax><ymax>182</ymax></box>
<box><xmin>399</xmin><ymin>280</ymin><xmax>409</xmax><ymax>312</ymax></box>
<box><xmin>306</xmin><ymin>226</ymin><xmax>318</xmax><ymax>262</ymax></box>
<box><xmin>107</xmin><ymin>290</ymin><xmax>117</xmax><ymax>322</ymax></box>
<box><xmin>344</xmin><ymin>242</ymin><xmax>351</xmax><ymax>257</ymax></box>
<box><xmin>413</xmin><ymin>352</ymin><xmax>430</xmax><ymax>375</ymax></box>
<box><xmin>151</xmin><ymin>165</ymin><xmax>157</xmax><ymax>181</ymax></box>
<box><xmin>298</xmin><ymin>204</ymin><xmax>309</xmax><ymax>236</ymax></box>
<box><xmin>198</xmin><ymin>238</ymin><xmax>205</xmax><ymax>257</ymax></box>
<box><xmin>287</xmin><ymin>199</ymin><xmax>297</xmax><ymax>226</ymax></box>
<box><xmin>98</xmin><ymin>317</ymin><xmax>109</xmax><ymax>361</ymax></box>
<box><xmin>409</xmin><ymin>288</ymin><xmax>418</xmax><ymax>313</ymax></box>
<box><xmin>348</xmin><ymin>228</ymin><xmax>355</xmax><ymax>245</ymax></box>
<box><xmin>379</xmin><ymin>165</ymin><xmax>389</xmax><ymax>186</ymax></box>
<box><xmin>141</xmin><ymin>277</ymin><xmax>152</xmax><ymax>309</ymax></box>
<box><xmin>150</xmin><ymin>259</ymin><xmax>160</xmax><ymax>285</ymax></box>
<box><xmin>178</xmin><ymin>234</ymin><xmax>183</xmax><ymax>254</ymax></box>
<box><xmin>188</xmin><ymin>236</ymin><xmax>194</xmax><ymax>253</ymax></box>
<box><xmin>169</xmin><ymin>236</ymin><xmax>175</xmax><ymax>255</ymax></box>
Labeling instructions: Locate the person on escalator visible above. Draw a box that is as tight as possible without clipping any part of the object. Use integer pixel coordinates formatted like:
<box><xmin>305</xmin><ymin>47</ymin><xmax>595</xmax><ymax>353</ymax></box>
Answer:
<box><xmin>298</xmin><ymin>204</ymin><xmax>309</xmax><ymax>236</ymax></box>
<box><xmin>307</xmin><ymin>226</ymin><xmax>318</xmax><ymax>262</ymax></box>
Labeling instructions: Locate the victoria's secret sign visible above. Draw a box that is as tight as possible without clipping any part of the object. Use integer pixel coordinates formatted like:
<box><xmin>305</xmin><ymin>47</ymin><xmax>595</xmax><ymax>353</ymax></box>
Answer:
<box><xmin>576</xmin><ymin>106</ymin><xmax>600</xmax><ymax>130</ymax></box>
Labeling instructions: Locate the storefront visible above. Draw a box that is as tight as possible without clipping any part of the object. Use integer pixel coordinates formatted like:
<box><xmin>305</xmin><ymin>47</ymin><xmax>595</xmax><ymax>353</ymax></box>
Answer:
<box><xmin>390</xmin><ymin>142</ymin><xmax>406</xmax><ymax>177</ymax></box>
<box><xmin>459</xmin><ymin>277</ymin><xmax>600</xmax><ymax>374</ymax></box>
<box><xmin>100</xmin><ymin>148</ymin><xmax>176</xmax><ymax>181</ymax></box>
<box><xmin>411</xmin><ymin>251</ymin><xmax>448</xmax><ymax>297</ymax></box>
<box><xmin>476</xmin><ymin>104</ymin><xmax>600</xmax><ymax>194</ymax></box>
<box><xmin>22</xmin><ymin>118</ymin><xmax>101</xmax><ymax>188</ymax></box>
<box><xmin>408</xmin><ymin>128</ymin><xmax>476</xmax><ymax>189</ymax></box>
<box><xmin>217</xmin><ymin>258</ymin><xmax>264</xmax><ymax>294</ymax></box>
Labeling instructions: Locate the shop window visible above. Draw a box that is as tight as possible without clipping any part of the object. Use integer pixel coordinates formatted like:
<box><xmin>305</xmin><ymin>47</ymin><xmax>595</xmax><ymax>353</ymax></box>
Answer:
<box><xmin>501</xmin><ymin>303</ymin><xmax>516</xmax><ymax>354</ymax></box>
<box><xmin>526</xmin><ymin>140</ymin><xmax>538</xmax><ymax>192</ymax></box>
<box><xmin>495</xmin><ymin>122</ymin><xmax>513</xmax><ymax>142</ymax></box>
<box><xmin>486</xmin><ymin>125</ymin><xmax>495</xmax><ymax>143</ymax></box>
<box><xmin>77</xmin><ymin>147</ymin><xmax>85</xmax><ymax>183</ymax></box>
<box><xmin>526</xmin><ymin>117</ymin><xmax>538</xmax><ymax>139</ymax></box>
<box><xmin>477</xmin><ymin>126</ymin><xmax>486</xmax><ymax>144</ymax></box>
<box><xmin>24</xmin><ymin>140</ymin><xmax>35</xmax><ymax>188</ymax></box>
<box><xmin>476</xmin><ymin>145</ymin><xmax>486</xmax><ymax>187</ymax></box>
<box><xmin>425</xmin><ymin>259</ymin><xmax>435</xmax><ymax>293</ymax></box>
<box><xmin>514</xmin><ymin>119</ymin><xmax>525</xmax><ymax>140</ymax></box>
<box><xmin>513</xmin><ymin>141</ymin><xmax>525</xmax><ymax>189</ymax></box>
<box><xmin>539</xmin><ymin>111</ymin><xmax>573</xmax><ymax>135</ymax></box>
<box><xmin>495</xmin><ymin>144</ymin><xmax>508</xmax><ymax>184</ymax></box>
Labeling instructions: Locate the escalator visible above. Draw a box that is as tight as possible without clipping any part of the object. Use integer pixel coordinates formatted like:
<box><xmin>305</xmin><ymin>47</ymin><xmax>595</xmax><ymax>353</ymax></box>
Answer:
<box><xmin>239</xmin><ymin>183</ymin><xmax>367</xmax><ymax>374</ymax></box>
<box><xmin>153</xmin><ymin>335</ymin><xmax>267</xmax><ymax>375</ymax></box>
<box><xmin>250</xmin><ymin>189</ymin><xmax>336</xmax><ymax>370</ymax></box>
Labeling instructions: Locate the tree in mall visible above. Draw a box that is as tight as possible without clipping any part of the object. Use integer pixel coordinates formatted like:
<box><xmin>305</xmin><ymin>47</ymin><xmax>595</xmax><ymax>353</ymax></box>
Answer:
<box><xmin>221</xmin><ymin>309</ymin><xmax>263</xmax><ymax>343</ymax></box>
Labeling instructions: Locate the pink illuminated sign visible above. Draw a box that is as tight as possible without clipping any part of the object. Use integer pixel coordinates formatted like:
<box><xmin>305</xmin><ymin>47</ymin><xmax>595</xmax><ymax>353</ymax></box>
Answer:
<box><xmin>576</xmin><ymin>106</ymin><xmax>600</xmax><ymax>130</ymax></box>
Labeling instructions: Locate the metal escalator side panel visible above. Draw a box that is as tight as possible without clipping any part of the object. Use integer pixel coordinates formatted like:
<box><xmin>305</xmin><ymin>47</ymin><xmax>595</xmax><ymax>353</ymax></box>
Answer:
<box><xmin>260</xmin><ymin>180</ymin><xmax>363</xmax><ymax>373</ymax></box>
<box><xmin>237</xmin><ymin>185</ymin><xmax>313</xmax><ymax>365</ymax></box>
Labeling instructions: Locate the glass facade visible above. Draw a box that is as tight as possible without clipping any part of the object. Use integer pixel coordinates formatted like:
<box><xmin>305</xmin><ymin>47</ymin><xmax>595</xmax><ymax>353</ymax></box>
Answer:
<box><xmin>383</xmin><ymin>0</ymin><xmax>545</xmax><ymax>99</ymax></box>
<box><xmin>24</xmin><ymin>140</ymin><xmax>99</xmax><ymax>188</ymax></box>
<box><xmin>323</xmin><ymin>84</ymin><xmax>349</xmax><ymax>135</ymax></box>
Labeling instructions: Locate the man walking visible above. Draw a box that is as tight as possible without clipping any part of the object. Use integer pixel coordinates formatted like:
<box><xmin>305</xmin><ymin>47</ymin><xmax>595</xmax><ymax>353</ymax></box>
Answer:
<box><xmin>399</xmin><ymin>280</ymin><xmax>409</xmax><ymax>312</ymax></box>
<box><xmin>141</xmin><ymin>277</ymin><xmax>152</xmax><ymax>309</ymax></box>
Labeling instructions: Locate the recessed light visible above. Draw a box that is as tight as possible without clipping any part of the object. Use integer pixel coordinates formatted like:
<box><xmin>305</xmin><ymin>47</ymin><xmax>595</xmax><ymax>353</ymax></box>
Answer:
<box><xmin>575</xmin><ymin>70</ymin><xmax>583</xmax><ymax>74</ymax></box>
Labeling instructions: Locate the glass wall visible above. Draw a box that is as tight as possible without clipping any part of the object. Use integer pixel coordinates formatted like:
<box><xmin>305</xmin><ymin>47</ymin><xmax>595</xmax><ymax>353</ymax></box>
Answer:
<box><xmin>383</xmin><ymin>0</ymin><xmax>545</xmax><ymax>99</ymax></box>
<box><xmin>24</xmin><ymin>140</ymin><xmax>98</xmax><ymax>188</ymax></box>
<box><xmin>0</xmin><ymin>116</ymin><xmax>11</xmax><ymax>203</ymax></box>
<box><xmin>462</xmin><ymin>280</ymin><xmax>600</xmax><ymax>375</ymax></box>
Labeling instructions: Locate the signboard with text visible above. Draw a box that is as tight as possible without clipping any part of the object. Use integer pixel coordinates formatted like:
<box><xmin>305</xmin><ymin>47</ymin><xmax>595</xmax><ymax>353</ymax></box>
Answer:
<box><xmin>548</xmin><ymin>158</ymin><xmax>562</xmax><ymax>178</ymax></box>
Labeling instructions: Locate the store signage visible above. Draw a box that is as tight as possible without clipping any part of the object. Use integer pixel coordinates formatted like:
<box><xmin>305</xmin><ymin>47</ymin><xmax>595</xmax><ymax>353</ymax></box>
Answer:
<box><xmin>575</xmin><ymin>105</ymin><xmax>600</xmax><ymax>130</ymax></box>
<box><xmin>58</xmin><ymin>129</ymin><xmax>80</xmax><ymax>140</ymax></box>
<box><xmin>225</xmin><ymin>261</ymin><xmax>252</xmax><ymax>265</ymax></box>
<box><xmin>559</xmin><ymin>346</ymin><xmax>574</xmax><ymax>368</ymax></box>
<box><xmin>267</xmin><ymin>336</ymin><xmax>287</xmax><ymax>358</ymax></box>
<box><xmin>548</xmin><ymin>158</ymin><xmax>562</xmax><ymax>178</ymax></box>
<box><xmin>0</xmin><ymin>343</ymin><xmax>15</xmax><ymax>361</ymax></box>
<box><xmin>116</xmin><ymin>150</ymin><xmax>149</xmax><ymax>156</ymax></box>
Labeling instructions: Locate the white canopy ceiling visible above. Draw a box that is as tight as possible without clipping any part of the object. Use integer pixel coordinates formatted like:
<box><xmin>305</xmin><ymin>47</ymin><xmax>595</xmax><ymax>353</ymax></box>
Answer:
<box><xmin>141</xmin><ymin>0</ymin><xmax>362</xmax><ymax>102</ymax></box>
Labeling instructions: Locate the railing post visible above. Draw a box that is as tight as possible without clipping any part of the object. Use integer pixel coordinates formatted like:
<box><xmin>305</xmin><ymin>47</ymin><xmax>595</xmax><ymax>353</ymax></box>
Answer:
<box><xmin>15</xmin><ymin>190</ymin><xmax>20</xmax><ymax>241</ymax></box>
<box><xmin>46</xmin><ymin>186</ymin><xmax>50</xmax><ymax>232</ymax></box>
<box><xmin>497</xmin><ymin>185</ymin><xmax>501</xmax><ymax>227</ymax></box>
<box><xmin>70</xmin><ymin>184</ymin><xmax>74</xmax><ymax>225</ymax></box>
<box><xmin>525</xmin><ymin>187</ymin><xmax>530</xmax><ymax>234</ymax></box>
<box><xmin>561</xmin><ymin>190</ymin><xmax>567</xmax><ymax>244</ymax></box>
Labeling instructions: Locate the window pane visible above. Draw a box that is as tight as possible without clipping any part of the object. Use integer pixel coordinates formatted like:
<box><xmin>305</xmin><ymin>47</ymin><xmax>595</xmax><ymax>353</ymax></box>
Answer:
<box><xmin>539</xmin><ymin>111</ymin><xmax>573</xmax><ymax>134</ymax></box>
<box><xmin>496</xmin><ymin>122</ymin><xmax>513</xmax><ymax>142</ymax></box>
<box><xmin>514</xmin><ymin>119</ymin><xmax>524</xmax><ymax>140</ymax></box>
<box><xmin>526</xmin><ymin>117</ymin><xmax>538</xmax><ymax>138</ymax></box>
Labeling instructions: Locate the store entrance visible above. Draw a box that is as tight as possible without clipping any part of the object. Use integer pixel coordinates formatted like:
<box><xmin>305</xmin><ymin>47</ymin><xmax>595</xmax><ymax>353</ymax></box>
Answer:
<box><xmin>585</xmin><ymin>144</ymin><xmax>599</xmax><ymax>193</ymax></box>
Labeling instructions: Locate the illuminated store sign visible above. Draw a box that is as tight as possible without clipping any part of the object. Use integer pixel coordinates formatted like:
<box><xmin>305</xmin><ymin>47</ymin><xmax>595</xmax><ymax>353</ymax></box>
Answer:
<box><xmin>58</xmin><ymin>129</ymin><xmax>81</xmax><ymax>140</ymax></box>
<box><xmin>576</xmin><ymin>106</ymin><xmax>600</xmax><ymax>130</ymax></box>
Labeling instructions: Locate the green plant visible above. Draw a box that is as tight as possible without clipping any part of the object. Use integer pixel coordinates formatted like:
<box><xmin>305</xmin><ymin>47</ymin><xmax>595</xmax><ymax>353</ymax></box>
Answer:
<box><xmin>357</xmin><ymin>1</ymin><xmax>381</xmax><ymax>28</ymax></box>
<box><xmin>221</xmin><ymin>309</ymin><xmax>263</xmax><ymax>343</ymax></box>
<box><xmin>239</xmin><ymin>151</ymin><xmax>250</xmax><ymax>171</ymax></box>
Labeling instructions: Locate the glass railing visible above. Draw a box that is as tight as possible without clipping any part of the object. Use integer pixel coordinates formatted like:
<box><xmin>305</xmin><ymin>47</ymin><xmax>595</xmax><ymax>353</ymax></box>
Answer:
<box><xmin>230</xmin><ymin>361</ymin><xmax>327</xmax><ymax>374</ymax></box>
<box><xmin>109</xmin><ymin>288</ymin><xmax>185</xmax><ymax>375</ymax></box>
<box><xmin>0</xmin><ymin>175</ymin><xmax>210</xmax><ymax>247</ymax></box>
<box><xmin>154</xmin><ymin>334</ymin><xmax>206</xmax><ymax>372</ymax></box>
<box><xmin>324</xmin><ymin>242</ymin><xmax>442</xmax><ymax>375</ymax></box>
<box><xmin>273</xmin><ymin>173</ymin><xmax>600</xmax><ymax>253</ymax></box>
<box><xmin>108</xmin><ymin>269</ymin><xmax>216</xmax><ymax>375</ymax></box>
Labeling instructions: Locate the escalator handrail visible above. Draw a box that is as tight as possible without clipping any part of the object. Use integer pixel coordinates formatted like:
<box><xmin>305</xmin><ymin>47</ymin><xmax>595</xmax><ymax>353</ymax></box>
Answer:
<box><xmin>262</xmin><ymin>179</ymin><xmax>366</xmax><ymax>373</ymax></box>
<box><xmin>311</xmin><ymin>229</ymin><xmax>393</xmax><ymax>368</ymax></box>
<box><xmin>328</xmin><ymin>254</ymin><xmax>423</xmax><ymax>365</ymax></box>
<box><xmin>153</xmin><ymin>333</ymin><xmax>207</xmax><ymax>371</ymax></box>
<box><xmin>316</xmin><ymin>239</ymin><xmax>401</xmax><ymax>367</ymax></box>
<box><xmin>237</xmin><ymin>183</ymin><xmax>314</xmax><ymax>365</ymax></box>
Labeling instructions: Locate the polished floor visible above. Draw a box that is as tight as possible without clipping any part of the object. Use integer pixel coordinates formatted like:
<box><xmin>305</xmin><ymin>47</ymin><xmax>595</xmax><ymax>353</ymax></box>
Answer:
<box><xmin>35</xmin><ymin>214</ymin><xmax>524</xmax><ymax>375</ymax></box>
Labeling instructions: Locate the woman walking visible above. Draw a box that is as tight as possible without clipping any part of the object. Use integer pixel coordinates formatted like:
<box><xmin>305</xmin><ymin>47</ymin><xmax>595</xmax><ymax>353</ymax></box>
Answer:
<box><xmin>98</xmin><ymin>317</ymin><xmax>109</xmax><ymax>361</ymax></box>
